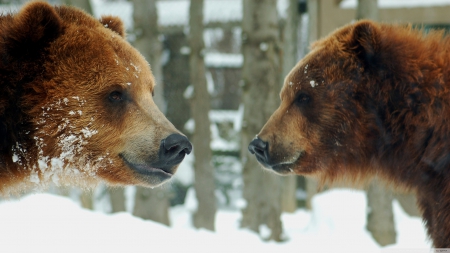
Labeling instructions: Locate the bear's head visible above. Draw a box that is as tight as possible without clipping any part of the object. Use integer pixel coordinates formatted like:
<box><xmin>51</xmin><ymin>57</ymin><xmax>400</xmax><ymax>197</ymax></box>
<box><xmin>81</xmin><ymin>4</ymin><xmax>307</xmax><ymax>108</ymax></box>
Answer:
<box><xmin>0</xmin><ymin>2</ymin><xmax>192</xmax><ymax>191</ymax></box>
<box><xmin>248</xmin><ymin>20</ymin><xmax>410</xmax><ymax>183</ymax></box>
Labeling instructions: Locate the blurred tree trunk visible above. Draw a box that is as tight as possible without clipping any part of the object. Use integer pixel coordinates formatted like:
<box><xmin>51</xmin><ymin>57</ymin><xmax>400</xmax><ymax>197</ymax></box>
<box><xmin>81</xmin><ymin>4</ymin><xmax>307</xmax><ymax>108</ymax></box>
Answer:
<box><xmin>133</xmin><ymin>187</ymin><xmax>171</xmax><ymax>225</ymax></box>
<box><xmin>395</xmin><ymin>192</ymin><xmax>420</xmax><ymax>217</ymax></box>
<box><xmin>366</xmin><ymin>179</ymin><xmax>396</xmax><ymax>246</ymax></box>
<box><xmin>108</xmin><ymin>188</ymin><xmax>126</xmax><ymax>214</ymax></box>
<box><xmin>188</xmin><ymin>0</ymin><xmax>216</xmax><ymax>231</ymax></box>
<box><xmin>163</xmin><ymin>32</ymin><xmax>191</xmax><ymax>133</ymax></box>
<box><xmin>109</xmin><ymin>188</ymin><xmax>126</xmax><ymax>213</ymax></box>
<box><xmin>162</xmin><ymin>32</ymin><xmax>191</xmax><ymax>207</ymax></box>
<box><xmin>356</xmin><ymin>0</ymin><xmax>396</xmax><ymax>246</ymax></box>
<box><xmin>280</xmin><ymin>0</ymin><xmax>299</xmax><ymax>213</ymax></box>
<box><xmin>305</xmin><ymin>0</ymin><xmax>319</xmax><ymax>210</ymax></box>
<box><xmin>356</xmin><ymin>0</ymin><xmax>378</xmax><ymax>20</ymax></box>
<box><xmin>130</xmin><ymin>0</ymin><xmax>170</xmax><ymax>226</ymax></box>
<box><xmin>240</xmin><ymin>0</ymin><xmax>284</xmax><ymax>241</ymax></box>
<box><xmin>297</xmin><ymin>1</ymin><xmax>309</xmax><ymax>61</ymax></box>
<box><xmin>80</xmin><ymin>190</ymin><xmax>93</xmax><ymax>210</ymax></box>
<box><xmin>56</xmin><ymin>187</ymin><xmax>71</xmax><ymax>197</ymax></box>
<box><xmin>63</xmin><ymin>0</ymin><xmax>93</xmax><ymax>14</ymax></box>
<box><xmin>131</xmin><ymin>0</ymin><xmax>165</xmax><ymax>111</ymax></box>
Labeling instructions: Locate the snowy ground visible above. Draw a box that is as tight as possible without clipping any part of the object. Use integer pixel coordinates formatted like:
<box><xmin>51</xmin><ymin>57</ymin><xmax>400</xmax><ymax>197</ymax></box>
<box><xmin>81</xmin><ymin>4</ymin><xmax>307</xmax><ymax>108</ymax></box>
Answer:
<box><xmin>0</xmin><ymin>188</ymin><xmax>431</xmax><ymax>253</ymax></box>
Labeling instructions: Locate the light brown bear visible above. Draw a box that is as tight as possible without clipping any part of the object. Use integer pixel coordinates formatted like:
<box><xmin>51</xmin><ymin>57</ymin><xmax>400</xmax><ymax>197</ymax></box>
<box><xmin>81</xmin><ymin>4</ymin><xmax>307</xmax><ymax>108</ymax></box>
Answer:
<box><xmin>0</xmin><ymin>2</ymin><xmax>192</xmax><ymax>195</ymax></box>
<box><xmin>249</xmin><ymin>20</ymin><xmax>450</xmax><ymax>247</ymax></box>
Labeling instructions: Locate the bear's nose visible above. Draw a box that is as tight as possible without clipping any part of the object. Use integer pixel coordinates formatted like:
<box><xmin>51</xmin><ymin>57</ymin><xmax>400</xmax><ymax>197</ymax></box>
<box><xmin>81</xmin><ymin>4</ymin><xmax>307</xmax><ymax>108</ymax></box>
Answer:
<box><xmin>163</xmin><ymin>134</ymin><xmax>192</xmax><ymax>156</ymax></box>
<box><xmin>154</xmin><ymin>134</ymin><xmax>192</xmax><ymax>171</ymax></box>
<box><xmin>248</xmin><ymin>137</ymin><xmax>270</xmax><ymax>166</ymax></box>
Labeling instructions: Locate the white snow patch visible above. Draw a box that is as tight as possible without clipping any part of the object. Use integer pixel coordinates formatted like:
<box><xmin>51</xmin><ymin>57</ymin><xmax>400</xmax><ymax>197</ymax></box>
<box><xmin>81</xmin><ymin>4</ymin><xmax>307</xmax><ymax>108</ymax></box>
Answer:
<box><xmin>204</xmin><ymin>28</ymin><xmax>224</xmax><ymax>48</ymax></box>
<box><xmin>184</xmin><ymin>187</ymin><xmax>198</xmax><ymax>212</ymax></box>
<box><xmin>310</xmin><ymin>80</ymin><xmax>317</xmax><ymax>88</ymax></box>
<box><xmin>204</xmin><ymin>53</ymin><xmax>242</xmax><ymax>68</ymax></box>
<box><xmin>124</xmin><ymin>186</ymin><xmax>137</xmax><ymax>213</ymax></box>
<box><xmin>38</xmin><ymin>157</ymin><xmax>48</xmax><ymax>172</ymax></box>
<box><xmin>81</xmin><ymin>127</ymin><xmax>98</xmax><ymax>138</ymax></box>
<box><xmin>206</xmin><ymin>71</ymin><xmax>215</xmax><ymax>95</ymax></box>
<box><xmin>259</xmin><ymin>42</ymin><xmax>269</xmax><ymax>51</ymax></box>
<box><xmin>156</xmin><ymin>0</ymin><xmax>289</xmax><ymax>27</ymax></box>
<box><xmin>130</xmin><ymin>62</ymin><xmax>141</xmax><ymax>73</ymax></box>
<box><xmin>29</xmin><ymin>171</ymin><xmax>40</xmax><ymax>184</ymax></box>
<box><xmin>259</xmin><ymin>224</ymin><xmax>272</xmax><ymax>239</ymax></box>
<box><xmin>234</xmin><ymin>104</ymin><xmax>244</xmax><ymax>132</ymax></box>
<box><xmin>234</xmin><ymin>198</ymin><xmax>247</xmax><ymax>209</ymax></box>
<box><xmin>341</xmin><ymin>0</ymin><xmax>450</xmax><ymax>9</ymax></box>
<box><xmin>11</xmin><ymin>142</ymin><xmax>25</xmax><ymax>165</ymax></box>
<box><xmin>26</xmin><ymin>97</ymin><xmax>104</xmax><ymax>187</ymax></box>
<box><xmin>50</xmin><ymin>158</ymin><xmax>63</xmax><ymax>170</ymax></box>
<box><xmin>180</xmin><ymin>46</ymin><xmax>191</xmax><ymax>55</ymax></box>
<box><xmin>91</xmin><ymin>0</ymin><xmax>133</xmax><ymax>30</ymax></box>
<box><xmin>12</xmin><ymin>154</ymin><xmax>18</xmax><ymax>163</ymax></box>
<box><xmin>184</xmin><ymin>85</ymin><xmax>194</xmax><ymax>100</ymax></box>
<box><xmin>161</xmin><ymin>49</ymin><xmax>170</xmax><ymax>66</ymax></box>
<box><xmin>0</xmin><ymin>5</ymin><xmax>19</xmax><ymax>15</ymax></box>
<box><xmin>51</xmin><ymin>174</ymin><xmax>60</xmax><ymax>186</ymax></box>
<box><xmin>173</xmin><ymin>151</ymin><xmax>194</xmax><ymax>186</ymax></box>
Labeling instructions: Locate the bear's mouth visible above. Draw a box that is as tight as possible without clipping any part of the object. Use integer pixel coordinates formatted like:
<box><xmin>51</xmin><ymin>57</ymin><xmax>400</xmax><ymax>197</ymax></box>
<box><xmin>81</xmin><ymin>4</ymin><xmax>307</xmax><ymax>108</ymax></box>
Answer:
<box><xmin>259</xmin><ymin>151</ymin><xmax>304</xmax><ymax>175</ymax></box>
<box><xmin>271</xmin><ymin>163</ymin><xmax>295</xmax><ymax>175</ymax></box>
<box><xmin>120</xmin><ymin>155</ymin><xmax>174</xmax><ymax>184</ymax></box>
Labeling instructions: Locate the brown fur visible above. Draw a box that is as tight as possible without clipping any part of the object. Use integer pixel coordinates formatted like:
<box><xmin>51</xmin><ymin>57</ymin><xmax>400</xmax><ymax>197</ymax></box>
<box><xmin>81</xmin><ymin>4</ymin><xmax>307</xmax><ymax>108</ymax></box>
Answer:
<box><xmin>250</xmin><ymin>20</ymin><xmax>450</xmax><ymax>247</ymax></box>
<box><xmin>0</xmin><ymin>2</ymin><xmax>189</xmax><ymax>195</ymax></box>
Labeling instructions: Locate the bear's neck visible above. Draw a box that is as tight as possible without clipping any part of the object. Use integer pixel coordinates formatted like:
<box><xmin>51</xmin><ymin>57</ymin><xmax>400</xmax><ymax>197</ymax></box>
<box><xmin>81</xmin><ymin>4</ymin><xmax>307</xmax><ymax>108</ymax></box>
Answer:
<box><xmin>0</xmin><ymin>64</ymin><xmax>46</xmax><ymax>195</ymax></box>
<box><xmin>364</xmin><ymin>60</ymin><xmax>450</xmax><ymax>189</ymax></box>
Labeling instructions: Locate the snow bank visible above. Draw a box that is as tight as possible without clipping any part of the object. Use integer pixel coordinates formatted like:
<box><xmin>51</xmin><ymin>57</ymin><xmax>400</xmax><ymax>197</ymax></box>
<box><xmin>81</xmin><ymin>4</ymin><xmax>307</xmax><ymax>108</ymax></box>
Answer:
<box><xmin>341</xmin><ymin>0</ymin><xmax>450</xmax><ymax>9</ymax></box>
<box><xmin>0</xmin><ymin>189</ymin><xmax>430</xmax><ymax>253</ymax></box>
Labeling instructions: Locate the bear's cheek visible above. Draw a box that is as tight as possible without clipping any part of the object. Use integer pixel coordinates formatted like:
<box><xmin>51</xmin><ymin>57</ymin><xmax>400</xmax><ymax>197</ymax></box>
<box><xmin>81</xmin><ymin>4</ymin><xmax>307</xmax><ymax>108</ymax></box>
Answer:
<box><xmin>254</xmin><ymin>107</ymin><xmax>312</xmax><ymax>173</ymax></box>
<box><xmin>272</xmin><ymin>122</ymin><xmax>322</xmax><ymax>175</ymax></box>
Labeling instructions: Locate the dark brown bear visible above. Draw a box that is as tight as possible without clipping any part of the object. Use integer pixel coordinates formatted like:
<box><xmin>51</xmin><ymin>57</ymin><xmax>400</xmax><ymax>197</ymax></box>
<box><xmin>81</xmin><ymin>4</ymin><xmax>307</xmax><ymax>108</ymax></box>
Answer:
<box><xmin>249</xmin><ymin>20</ymin><xmax>450</xmax><ymax>247</ymax></box>
<box><xmin>0</xmin><ymin>2</ymin><xmax>192</xmax><ymax>195</ymax></box>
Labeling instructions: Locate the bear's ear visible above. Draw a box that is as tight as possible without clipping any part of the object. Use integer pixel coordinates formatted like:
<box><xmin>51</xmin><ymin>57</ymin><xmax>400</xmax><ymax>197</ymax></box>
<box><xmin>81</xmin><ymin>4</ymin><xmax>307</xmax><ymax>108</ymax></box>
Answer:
<box><xmin>349</xmin><ymin>21</ymin><xmax>382</xmax><ymax>68</ymax></box>
<box><xmin>99</xmin><ymin>16</ymin><xmax>126</xmax><ymax>37</ymax></box>
<box><xmin>1</xmin><ymin>1</ymin><xmax>62</xmax><ymax>61</ymax></box>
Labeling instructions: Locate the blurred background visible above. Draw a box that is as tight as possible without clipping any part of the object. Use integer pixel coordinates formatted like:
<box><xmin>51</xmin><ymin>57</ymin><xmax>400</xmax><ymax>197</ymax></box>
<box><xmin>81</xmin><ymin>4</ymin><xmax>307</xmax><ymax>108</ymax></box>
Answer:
<box><xmin>1</xmin><ymin>0</ymin><xmax>449</xmax><ymax>251</ymax></box>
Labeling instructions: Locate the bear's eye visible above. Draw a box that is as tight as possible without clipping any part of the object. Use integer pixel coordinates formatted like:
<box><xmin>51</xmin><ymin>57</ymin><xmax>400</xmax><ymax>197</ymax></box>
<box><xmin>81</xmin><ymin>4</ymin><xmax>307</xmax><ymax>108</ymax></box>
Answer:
<box><xmin>109</xmin><ymin>91</ymin><xmax>123</xmax><ymax>102</ymax></box>
<box><xmin>295</xmin><ymin>93</ymin><xmax>311</xmax><ymax>106</ymax></box>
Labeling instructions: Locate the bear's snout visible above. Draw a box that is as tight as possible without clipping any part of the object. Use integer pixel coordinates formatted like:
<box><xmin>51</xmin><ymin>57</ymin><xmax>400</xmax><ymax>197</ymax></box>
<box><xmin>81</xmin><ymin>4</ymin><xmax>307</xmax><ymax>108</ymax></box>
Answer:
<box><xmin>118</xmin><ymin>134</ymin><xmax>192</xmax><ymax>186</ymax></box>
<box><xmin>248</xmin><ymin>136</ymin><xmax>301</xmax><ymax>175</ymax></box>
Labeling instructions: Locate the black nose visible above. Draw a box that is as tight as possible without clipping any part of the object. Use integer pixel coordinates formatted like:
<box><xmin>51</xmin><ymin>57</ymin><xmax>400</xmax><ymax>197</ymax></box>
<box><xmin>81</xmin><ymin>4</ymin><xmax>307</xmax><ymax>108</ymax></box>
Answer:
<box><xmin>248</xmin><ymin>137</ymin><xmax>269</xmax><ymax>166</ymax></box>
<box><xmin>153</xmin><ymin>134</ymin><xmax>192</xmax><ymax>170</ymax></box>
